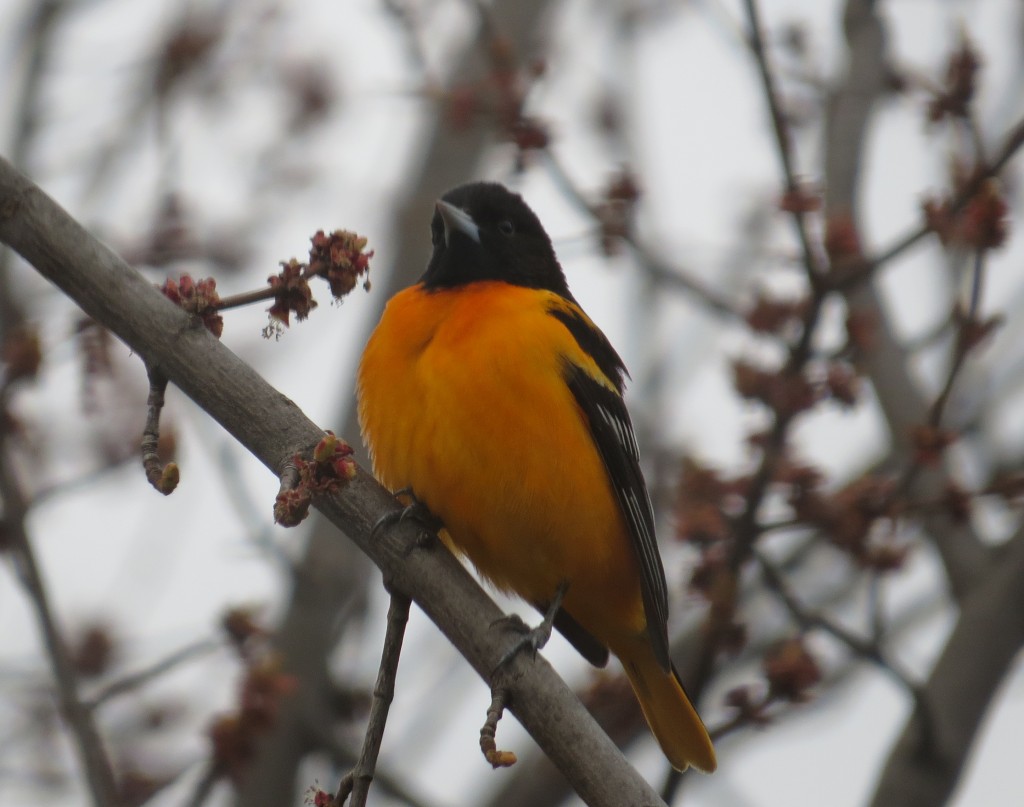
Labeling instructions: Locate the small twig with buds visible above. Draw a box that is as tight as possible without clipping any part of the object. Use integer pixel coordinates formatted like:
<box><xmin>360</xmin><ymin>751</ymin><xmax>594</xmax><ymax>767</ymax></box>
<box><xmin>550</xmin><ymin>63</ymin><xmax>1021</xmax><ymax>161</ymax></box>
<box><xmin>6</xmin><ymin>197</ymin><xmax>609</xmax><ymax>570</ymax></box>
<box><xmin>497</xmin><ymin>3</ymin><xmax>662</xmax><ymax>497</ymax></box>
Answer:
<box><xmin>479</xmin><ymin>685</ymin><xmax>517</xmax><ymax>768</ymax></box>
<box><xmin>274</xmin><ymin>432</ymin><xmax>357</xmax><ymax>527</ymax></box>
<box><xmin>141</xmin><ymin>364</ymin><xmax>179</xmax><ymax>495</ymax></box>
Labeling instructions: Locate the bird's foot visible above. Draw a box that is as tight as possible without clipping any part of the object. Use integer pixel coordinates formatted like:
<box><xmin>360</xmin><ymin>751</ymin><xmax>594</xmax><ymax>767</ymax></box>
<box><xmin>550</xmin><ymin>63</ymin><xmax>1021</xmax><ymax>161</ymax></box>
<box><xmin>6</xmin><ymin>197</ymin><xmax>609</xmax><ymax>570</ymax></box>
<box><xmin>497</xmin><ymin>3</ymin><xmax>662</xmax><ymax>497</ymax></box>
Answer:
<box><xmin>371</xmin><ymin>487</ymin><xmax>442</xmax><ymax>550</ymax></box>
<box><xmin>491</xmin><ymin>582</ymin><xmax>569</xmax><ymax>675</ymax></box>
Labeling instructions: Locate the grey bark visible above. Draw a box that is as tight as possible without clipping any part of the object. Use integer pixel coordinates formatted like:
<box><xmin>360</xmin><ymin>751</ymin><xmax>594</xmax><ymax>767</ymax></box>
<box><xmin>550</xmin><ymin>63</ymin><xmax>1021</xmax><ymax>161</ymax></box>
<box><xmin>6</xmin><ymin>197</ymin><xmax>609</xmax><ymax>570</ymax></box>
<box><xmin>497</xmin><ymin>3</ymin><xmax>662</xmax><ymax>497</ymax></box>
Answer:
<box><xmin>0</xmin><ymin>153</ymin><xmax>667</xmax><ymax>807</ymax></box>
<box><xmin>236</xmin><ymin>3</ymin><xmax>554</xmax><ymax>805</ymax></box>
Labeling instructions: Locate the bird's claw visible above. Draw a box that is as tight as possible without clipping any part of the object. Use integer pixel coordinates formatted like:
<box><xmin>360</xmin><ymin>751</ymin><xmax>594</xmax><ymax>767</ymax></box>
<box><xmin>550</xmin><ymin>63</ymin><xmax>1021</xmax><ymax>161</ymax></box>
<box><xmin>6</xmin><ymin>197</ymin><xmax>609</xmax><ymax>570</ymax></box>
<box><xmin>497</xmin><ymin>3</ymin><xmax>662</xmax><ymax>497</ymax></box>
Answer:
<box><xmin>371</xmin><ymin>488</ymin><xmax>442</xmax><ymax>549</ymax></box>
<box><xmin>490</xmin><ymin>582</ymin><xmax>568</xmax><ymax>676</ymax></box>
<box><xmin>493</xmin><ymin>616</ymin><xmax>554</xmax><ymax>671</ymax></box>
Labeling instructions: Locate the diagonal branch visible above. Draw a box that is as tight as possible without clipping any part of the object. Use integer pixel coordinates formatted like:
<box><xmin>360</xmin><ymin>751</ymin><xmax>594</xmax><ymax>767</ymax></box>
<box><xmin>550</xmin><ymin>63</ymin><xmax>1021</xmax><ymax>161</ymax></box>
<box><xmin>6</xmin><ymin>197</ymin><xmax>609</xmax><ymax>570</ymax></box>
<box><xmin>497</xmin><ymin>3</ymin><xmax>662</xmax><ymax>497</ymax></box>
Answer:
<box><xmin>0</xmin><ymin>156</ymin><xmax>668</xmax><ymax>807</ymax></box>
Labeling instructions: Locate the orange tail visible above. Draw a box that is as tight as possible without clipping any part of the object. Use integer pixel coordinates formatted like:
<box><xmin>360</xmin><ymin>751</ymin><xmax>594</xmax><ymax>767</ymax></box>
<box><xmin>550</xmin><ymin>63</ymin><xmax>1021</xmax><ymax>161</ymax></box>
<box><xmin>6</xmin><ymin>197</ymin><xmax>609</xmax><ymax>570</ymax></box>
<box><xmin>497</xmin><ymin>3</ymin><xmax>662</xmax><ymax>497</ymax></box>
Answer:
<box><xmin>619</xmin><ymin>641</ymin><xmax>717</xmax><ymax>773</ymax></box>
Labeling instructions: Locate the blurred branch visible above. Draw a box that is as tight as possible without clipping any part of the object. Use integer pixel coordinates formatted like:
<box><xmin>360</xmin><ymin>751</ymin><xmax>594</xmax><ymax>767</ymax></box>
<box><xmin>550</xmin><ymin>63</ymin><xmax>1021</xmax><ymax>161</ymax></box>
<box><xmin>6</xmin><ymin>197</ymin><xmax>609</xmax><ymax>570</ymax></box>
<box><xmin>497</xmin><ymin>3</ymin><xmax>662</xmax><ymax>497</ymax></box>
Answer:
<box><xmin>819</xmin><ymin>5</ymin><xmax>1024</xmax><ymax>804</ymax></box>
<box><xmin>186</xmin><ymin>763</ymin><xmax>220</xmax><ymax>807</ymax></box>
<box><xmin>333</xmin><ymin>593</ymin><xmax>410</xmax><ymax>807</ymax></box>
<box><xmin>833</xmin><ymin>114</ymin><xmax>1024</xmax><ymax>291</ymax></box>
<box><xmin>0</xmin><ymin>0</ymin><xmax>69</xmax><ymax>338</ymax></box>
<box><xmin>238</xmin><ymin>4</ymin><xmax>557</xmax><ymax>806</ymax></box>
<box><xmin>753</xmin><ymin>548</ymin><xmax>926</xmax><ymax>712</ymax></box>
<box><xmin>825</xmin><ymin>0</ymin><xmax>993</xmax><ymax>599</ymax></box>
<box><xmin>86</xmin><ymin>637</ymin><xmax>222</xmax><ymax>711</ymax></box>
<box><xmin>542</xmin><ymin>150</ymin><xmax>745</xmax><ymax>320</ymax></box>
<box><xmin>0</xmin><ymin>156</ymin><xmax>668</xmax><ymax>807</ymax></box>
<box><xmin>869</xmin><ymin>530</ymin><xmax>1024</xmax><ymax>807</ymax></box>
<box><xmin>741</xmin><ymin>0</ymin><xmax>822</xmax><ymax>282</ymax></box>
<box><xmin>0</xmin><ymin>446</ymin><xmax>119</xmax><ymax>805</ymax></box>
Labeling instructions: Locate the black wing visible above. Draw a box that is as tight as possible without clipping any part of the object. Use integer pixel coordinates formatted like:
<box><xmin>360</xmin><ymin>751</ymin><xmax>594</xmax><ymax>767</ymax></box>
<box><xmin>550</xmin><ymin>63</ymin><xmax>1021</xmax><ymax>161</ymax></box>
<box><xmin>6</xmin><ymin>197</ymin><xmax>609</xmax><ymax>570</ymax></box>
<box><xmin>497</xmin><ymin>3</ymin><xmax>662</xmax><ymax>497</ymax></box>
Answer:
<box><xmin>549</xmin><ymin>604</ymin><xmax>610</xmax><ymax>667</ymax></box>
<box><xmin>550</xmin><ymin>306</ymin><xmax>671</xmax><ymax>671</ymax></box>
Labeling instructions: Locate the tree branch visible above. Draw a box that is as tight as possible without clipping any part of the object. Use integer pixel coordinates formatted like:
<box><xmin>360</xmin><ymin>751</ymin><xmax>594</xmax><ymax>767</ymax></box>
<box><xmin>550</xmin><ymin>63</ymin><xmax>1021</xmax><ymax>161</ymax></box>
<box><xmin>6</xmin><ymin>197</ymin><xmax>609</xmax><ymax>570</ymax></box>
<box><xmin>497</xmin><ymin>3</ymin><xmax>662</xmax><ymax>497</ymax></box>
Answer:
<box><xmin>238</xmin><ymin>5</ymin><xmax>556</xmax><ymax>804</ymax></box>
<box><xmin>0</xmin><ymin>448</ymin><xmax>119</xmax><ymax>806</ymax></box>
<box><xmin>0</xmin><ymin>156</ymin><xmax>667</xmax><ymax>807</ymax></box>
<box><xmin>868</xmin><ymin>531</ymin><xmax>1024</xmax><ymax>807</ymax></box>
<box><xmin>825</xmin><ymin>0</ymin><xmax>993</xmax><ymax>600</ymax></box>
<box><xmin>741</xmin><ymin>0</ymin><xmax>822</xmax><ymax>282</ymax></box>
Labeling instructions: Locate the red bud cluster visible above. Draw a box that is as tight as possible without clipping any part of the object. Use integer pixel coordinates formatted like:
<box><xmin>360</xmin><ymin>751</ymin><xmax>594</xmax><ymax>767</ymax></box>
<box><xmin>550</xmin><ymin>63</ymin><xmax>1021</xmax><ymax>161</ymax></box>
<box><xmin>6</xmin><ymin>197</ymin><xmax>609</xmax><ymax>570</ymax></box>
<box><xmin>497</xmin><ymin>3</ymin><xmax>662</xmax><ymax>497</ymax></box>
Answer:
<box><xmin>733</xmin><ymin>361</ymin><xmax>818</xmax><ymax>419</ymax></box>
<box><xmin>273</xmin><ymin>432</ymin><xmax>357</xmax><ymax>527</ymax></box>
<box><xmin>824</xmin><ymin>213</ymin><xmax>863</xmax><ymax>266</ymax></box>
<box><xmin>927</xmin><ymin>36</ymin><xmax>981</xmax><ymax>124</ymax></box>
<box><xmin>71</xmin><ymin>623</ymin><xmax>117</xmax><ymax>678</ymax></box>
<box><xmin>155</xmin><ymin>17</ymin><xmax>222</xmax><ymax>97</ymax></box>
<box><xmin>221</xmin><ymin>607</ymin><xmax>267</xmax><ymax>656</ymax></box>
<box><xmin>745</xmin><ymin>293</ymin><xmax>809</xmax><ymax>337</ymax></box>
<box><xmin>724</xmin><ymin>685</ymin><xmax>772</xmax><ymax>727</ymax></box>
<box><xmin>268</xmin><ymin>259</ymin><xmax>316</xmax><ymax>327</ymax></box>
<box><xmin>845</xmin><ymin>309</ymin><xmax>877</xmax><ymax>353</ymax></box>
<box><xmin>1</xmin><ymin>327</ymin><xmax>42</xmax><ymax>383</ymax></box>
<box><xmin>924</xmin><ymin>180</ymin><xmax>1009</xmax><ymax>251</ymax></box>
<box><xmin>778</xmin><ymin>185</ymin><xmax>821</xmax><ymax>214</ymax></box>
<box><xmin>209</xmin><ymin>657</ymin><xmax>297</xmax><ymax>782</ymax></box>
<box><xmin>788</xmin><ymin>473</ymin><xmax>908</xmax><ymax>569</ymax></box>
<box><xmin>674</xmin><ymin>459</ymin><xmax>745</xmax><ymax>545</ymax></box>
<box><xmin>594</xmin><ymin>169</ymin><xmax>641</xmax><ymax>256</ymax></box>
<box><xmin>911</xmin><ymin>424</ymin><xmax>957</xmax><ymax>467</ymax></box>
<box><xmin>308</xmin><ymin>229</ymin><xmax>374</xmax><ymax>300</ymax></box>
<box><xmin>159</xmin><ymin>274</ymin><xmax>224</xmax><ymax>337</ymax></box>
<box><xmin>763</xmin><ymin>638</ymin><xmax>821</xmax><ymax>702</ymax></box>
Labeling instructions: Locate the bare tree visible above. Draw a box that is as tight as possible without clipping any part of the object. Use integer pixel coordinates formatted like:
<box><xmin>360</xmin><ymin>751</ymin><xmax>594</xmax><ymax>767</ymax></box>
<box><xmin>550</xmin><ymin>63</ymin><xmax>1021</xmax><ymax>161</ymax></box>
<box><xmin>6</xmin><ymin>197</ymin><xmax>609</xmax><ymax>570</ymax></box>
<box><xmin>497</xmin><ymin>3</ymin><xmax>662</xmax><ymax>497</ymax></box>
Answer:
<box><xmin>1</xmin><ymin>1</ymin><xmax>1023</xmax><ymax>806</ymax></box>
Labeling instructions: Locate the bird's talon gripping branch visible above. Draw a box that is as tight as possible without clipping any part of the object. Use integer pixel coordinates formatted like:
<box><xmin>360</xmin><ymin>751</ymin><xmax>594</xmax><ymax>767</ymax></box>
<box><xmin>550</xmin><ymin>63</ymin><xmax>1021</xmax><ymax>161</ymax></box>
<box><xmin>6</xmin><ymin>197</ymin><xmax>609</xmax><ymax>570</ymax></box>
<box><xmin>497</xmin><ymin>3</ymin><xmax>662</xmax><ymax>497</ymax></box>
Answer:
<box><xmin>370</xmin><ymin>487</ymin><xmax>442</xmax><ymax>549</ymax></box>
<box><xmin>492</xmin><ymin>581</ymin><xmax>567</xmax><ymax>673</ymax></box>
<box><xmin>358</xmin><ymin>183</ymin><xmax>717</xmax><ymax>772</ymax></box>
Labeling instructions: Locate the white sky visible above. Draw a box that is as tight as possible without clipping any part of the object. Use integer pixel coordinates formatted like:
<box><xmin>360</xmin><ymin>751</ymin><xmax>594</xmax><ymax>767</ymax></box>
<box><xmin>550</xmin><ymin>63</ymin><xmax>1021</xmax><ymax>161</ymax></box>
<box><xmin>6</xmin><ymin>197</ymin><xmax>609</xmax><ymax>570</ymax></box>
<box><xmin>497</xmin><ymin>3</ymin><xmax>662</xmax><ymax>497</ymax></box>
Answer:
<box><xmin>2</xmin><ymin>0</ymin><xmax>1023</xmax><ymax>806</ymax></box>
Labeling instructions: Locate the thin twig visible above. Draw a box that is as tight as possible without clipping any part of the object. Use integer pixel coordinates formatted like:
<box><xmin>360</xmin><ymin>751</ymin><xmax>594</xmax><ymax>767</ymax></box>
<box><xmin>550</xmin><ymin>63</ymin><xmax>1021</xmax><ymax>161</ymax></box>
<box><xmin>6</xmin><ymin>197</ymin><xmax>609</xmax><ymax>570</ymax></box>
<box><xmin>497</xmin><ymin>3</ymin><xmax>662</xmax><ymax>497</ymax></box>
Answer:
<box><xmin>382</xmin><ymin>0</ymin><xmax>436</xmax><ymax>87</ymax></box>
<box><xmin>141</xmin><ymin>364</ymin><xmax>178</xmax><ymax>494</ymax></box>
<box><xmin>927</xmin><ymin>250</ymin><xmax>987</xmax><ymax>429</ymax></box>
<box><xmin>185</xmin><ymin>763</ymin><xmax>220</xmax><ymax>807</ymax></box>
<box><xmin>0</xmin><ymin>447</ymin><xmax>120</xmax><ymax>807</ymax></box>
<box><xmin>741</xmin><ymin>0</ymin><xmax>822</xmax><ymax>283</ymax></box>
<box><xmin>86</xmin><ymin>637</ymin><xmax>222</xmax><ymax>711</ymax></box>
<box><xmin>479</xmin><ymin>685</ymin><xmax>517</xmax><ymax>768</ymax></box>
<box><xmin>334</xmin><ymin>592</ymin><xmax>410</xmax><ymax>807</ymax></box>
<box><xmin>542</xmin><ymin>150</ymin><xmax>744</xmax><ymax>319</ymax></box>
<box><xmin>320</xmin><ymin>733</ymin><xmax>441</xmax><ymax>807</ymax></box>
<box><xmin>834</xmin><ymin>115</ymin><xmax>1024</xmax><ymax>289</ymax></box>
<box><xmin>0</xmin><ymin>0</ymin><xmax>68</xmax><ymax>339</ymax></box>
<box><xmin>213</xmin><ymin>285</ymin><xmax>280</xmax><ymax>310</ymax></box>
<box><xmin>892</xmin><ymin>248</ymin><xmax>989</xmax><ymax>501</ymax></box>
<box><xmin>754</xmin><ymin>548</ymin><xmax>929</xmax><ymax>720</ymax></box>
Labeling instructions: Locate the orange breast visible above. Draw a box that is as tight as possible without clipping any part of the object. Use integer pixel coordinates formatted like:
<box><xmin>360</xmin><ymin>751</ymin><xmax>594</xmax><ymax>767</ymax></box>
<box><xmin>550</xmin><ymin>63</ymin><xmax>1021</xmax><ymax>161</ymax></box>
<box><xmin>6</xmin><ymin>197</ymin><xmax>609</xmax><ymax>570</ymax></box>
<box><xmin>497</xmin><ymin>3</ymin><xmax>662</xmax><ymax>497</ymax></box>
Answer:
<box><xmin>357</xmin><ymin>282</ymin><xmax>647</xmax><ymax>644</ymax></box>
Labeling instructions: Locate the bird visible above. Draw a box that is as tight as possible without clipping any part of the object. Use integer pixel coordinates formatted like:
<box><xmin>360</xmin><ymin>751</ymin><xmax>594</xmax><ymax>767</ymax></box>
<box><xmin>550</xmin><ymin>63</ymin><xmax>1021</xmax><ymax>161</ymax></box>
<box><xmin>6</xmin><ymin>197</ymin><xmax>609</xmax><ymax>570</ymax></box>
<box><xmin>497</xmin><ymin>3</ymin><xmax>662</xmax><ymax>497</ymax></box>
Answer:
<box><xmin>356</xmin><ymin>181</ymin><xmax>716</xmax><ymax>773</ymax></box>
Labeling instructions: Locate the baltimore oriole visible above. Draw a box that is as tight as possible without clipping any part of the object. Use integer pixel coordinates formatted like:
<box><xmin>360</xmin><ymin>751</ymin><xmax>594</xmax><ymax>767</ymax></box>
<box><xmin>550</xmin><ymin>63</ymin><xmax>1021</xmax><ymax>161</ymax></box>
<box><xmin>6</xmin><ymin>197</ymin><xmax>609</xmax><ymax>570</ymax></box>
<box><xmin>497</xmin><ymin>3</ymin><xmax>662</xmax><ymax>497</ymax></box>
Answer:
<box><xmin>357</xmin><ymin>182</ymin><xmax>716</xmax><ymax>772</ymax></box>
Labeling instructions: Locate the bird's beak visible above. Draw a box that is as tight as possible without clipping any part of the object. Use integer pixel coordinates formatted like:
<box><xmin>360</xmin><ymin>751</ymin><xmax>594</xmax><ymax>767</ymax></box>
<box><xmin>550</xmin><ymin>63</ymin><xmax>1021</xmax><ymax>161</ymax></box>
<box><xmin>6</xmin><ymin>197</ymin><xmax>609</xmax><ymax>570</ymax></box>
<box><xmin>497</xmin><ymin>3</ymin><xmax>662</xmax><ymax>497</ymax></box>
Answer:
<box><xmin>436</xmin><ymin>200</ymin><xmax>480</xmax><ymax>246</ymax></box>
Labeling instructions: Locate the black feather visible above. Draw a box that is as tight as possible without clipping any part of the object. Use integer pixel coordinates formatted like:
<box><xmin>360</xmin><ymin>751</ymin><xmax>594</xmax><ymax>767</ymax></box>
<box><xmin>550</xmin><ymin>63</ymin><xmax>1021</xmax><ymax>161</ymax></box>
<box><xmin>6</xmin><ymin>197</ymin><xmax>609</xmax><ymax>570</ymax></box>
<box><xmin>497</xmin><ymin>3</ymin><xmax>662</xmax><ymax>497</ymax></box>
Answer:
<box><xmin>563</xmin><ymin>362</ymin><xmax>671</xmax><ymax>671</ymax></box>
<box><xmin>547</xmin><ymin>305</ymin><xmax>628</xmax><ymax>394</ymax></box>
<box><xmin>549</xmin><ymin>605</ymin><xmax>610</xmax><ymax>667</ymax></box>
<box><xmin>421</xmin><ymin>182</ymin><xmax>573</xmax><ymax>298</ymax></box>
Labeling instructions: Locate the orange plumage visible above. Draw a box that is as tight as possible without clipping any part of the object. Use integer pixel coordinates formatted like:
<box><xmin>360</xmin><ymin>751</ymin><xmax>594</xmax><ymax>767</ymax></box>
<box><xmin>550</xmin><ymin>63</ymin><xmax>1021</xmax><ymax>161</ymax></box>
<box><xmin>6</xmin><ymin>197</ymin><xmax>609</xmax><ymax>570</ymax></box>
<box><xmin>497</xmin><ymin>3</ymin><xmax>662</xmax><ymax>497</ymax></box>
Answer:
<box><xmin>357</xmin><ymin>183</ymin><xmax>715</xmax><ymax>772</ymax></box>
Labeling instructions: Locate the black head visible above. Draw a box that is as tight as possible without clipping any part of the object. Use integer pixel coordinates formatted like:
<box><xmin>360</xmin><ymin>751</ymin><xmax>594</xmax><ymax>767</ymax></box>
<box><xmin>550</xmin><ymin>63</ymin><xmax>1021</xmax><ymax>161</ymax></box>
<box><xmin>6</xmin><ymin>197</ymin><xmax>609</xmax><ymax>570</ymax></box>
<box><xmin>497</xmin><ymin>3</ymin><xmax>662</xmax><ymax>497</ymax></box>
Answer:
<box><xmin>420</xmin><ymin>182</ymin><xmax>573</xmax><ymax>299</ymax></box>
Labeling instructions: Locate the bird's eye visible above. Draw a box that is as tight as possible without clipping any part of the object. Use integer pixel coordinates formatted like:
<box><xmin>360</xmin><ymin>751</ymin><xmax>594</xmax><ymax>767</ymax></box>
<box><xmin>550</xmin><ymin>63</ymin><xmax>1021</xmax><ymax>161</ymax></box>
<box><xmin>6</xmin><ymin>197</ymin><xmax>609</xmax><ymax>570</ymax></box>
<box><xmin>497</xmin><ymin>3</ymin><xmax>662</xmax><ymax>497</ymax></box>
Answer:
<box><xmin>497</xmin><ymin>219</ymin><xmax>515</xmax><ymax>236</ymax></box>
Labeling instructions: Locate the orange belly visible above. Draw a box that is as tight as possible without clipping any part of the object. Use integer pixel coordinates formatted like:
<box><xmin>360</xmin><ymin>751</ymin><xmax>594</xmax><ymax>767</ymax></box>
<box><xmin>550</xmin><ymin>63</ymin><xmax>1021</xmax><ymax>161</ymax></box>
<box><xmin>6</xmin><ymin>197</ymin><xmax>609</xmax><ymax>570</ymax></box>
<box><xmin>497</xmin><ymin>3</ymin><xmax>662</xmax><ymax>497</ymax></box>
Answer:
<box><xmin>357</xmin><ymin>281</ymin><xmax>647</xmax><ymax>646</ymax></box>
